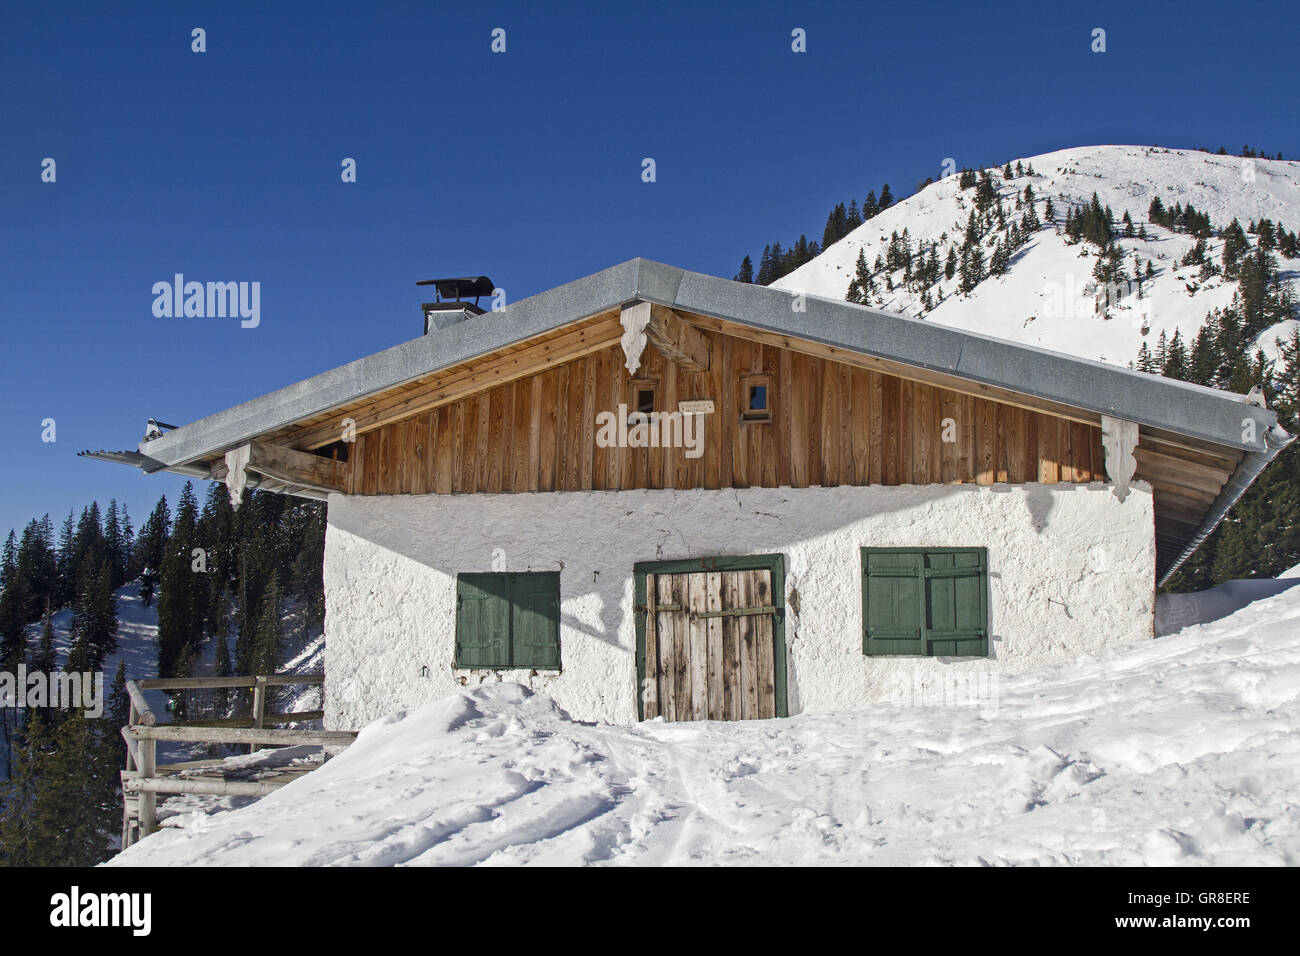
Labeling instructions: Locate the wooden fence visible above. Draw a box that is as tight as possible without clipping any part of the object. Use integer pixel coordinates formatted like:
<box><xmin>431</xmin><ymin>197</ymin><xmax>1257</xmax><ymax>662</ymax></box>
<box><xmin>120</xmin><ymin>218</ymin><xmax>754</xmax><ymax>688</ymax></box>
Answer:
<box><xmin>121</xmin><ymin>674</ymin><xmax>357</xmax><ymax>849</ymax></box>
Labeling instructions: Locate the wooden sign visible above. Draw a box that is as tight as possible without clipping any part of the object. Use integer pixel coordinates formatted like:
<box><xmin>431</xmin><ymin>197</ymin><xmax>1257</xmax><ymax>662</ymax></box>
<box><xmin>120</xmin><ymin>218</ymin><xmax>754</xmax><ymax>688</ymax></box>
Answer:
<box><xmin>678</xmin><ymin>399</ymin><xmax>715</xmax><ymax>415</ymax></box>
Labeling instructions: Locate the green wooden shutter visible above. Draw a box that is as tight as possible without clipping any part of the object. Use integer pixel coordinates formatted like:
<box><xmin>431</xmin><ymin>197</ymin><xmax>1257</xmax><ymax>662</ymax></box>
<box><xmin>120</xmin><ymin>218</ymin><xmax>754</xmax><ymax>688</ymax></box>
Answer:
<box><xmin>861</xmin><ymin>548</ymin><xmax>989</xmax><ymax>657</ymax></box>
<box><xmin>861</xmin><ymin>550</ymin><xmax>925</xmax><ymax>655</ymax></box>
<box><xmin>455</xmin><ymin>574</ymin><xmax>511</xmax><ymax>667</ymax></box>
<box><xmin>923</xmin><ymin>550</ymin><xmax>988</xmax><ymax>657</ymax></box>
<box><xmin>508</xmin><ymin>572</ymin><xmax>561</xmax><ymax>669</ymax></box>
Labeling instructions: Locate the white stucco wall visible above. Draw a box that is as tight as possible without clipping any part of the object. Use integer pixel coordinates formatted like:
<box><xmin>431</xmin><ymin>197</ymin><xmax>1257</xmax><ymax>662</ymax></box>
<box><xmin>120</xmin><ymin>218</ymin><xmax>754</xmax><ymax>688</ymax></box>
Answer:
<box><xmin>322</xmin><ymin>482</ymin><xmax>1155</xmax><ymax>728</ymax></box>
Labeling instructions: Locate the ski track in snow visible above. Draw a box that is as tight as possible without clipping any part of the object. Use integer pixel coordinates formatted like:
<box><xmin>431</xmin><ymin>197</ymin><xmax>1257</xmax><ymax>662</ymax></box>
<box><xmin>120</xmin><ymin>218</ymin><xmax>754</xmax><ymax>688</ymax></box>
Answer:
<box><xmin>108</xmin><ymin>580</ymin><xmax>1300</xmax><ymax>867</ymax></box>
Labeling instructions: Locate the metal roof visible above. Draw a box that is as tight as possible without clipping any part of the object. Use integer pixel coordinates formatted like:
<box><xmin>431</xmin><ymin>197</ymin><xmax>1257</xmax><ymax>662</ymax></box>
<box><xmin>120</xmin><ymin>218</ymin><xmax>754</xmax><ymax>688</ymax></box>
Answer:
<box><xmin>86</xmin><ymin>257</ymin><xmax>1292</xmax><ymax>583</ymax></box>
<box><xmin>130</xmin><ymin>257</ymin><xmax>1283</xmax><ymax>470</ymax></box>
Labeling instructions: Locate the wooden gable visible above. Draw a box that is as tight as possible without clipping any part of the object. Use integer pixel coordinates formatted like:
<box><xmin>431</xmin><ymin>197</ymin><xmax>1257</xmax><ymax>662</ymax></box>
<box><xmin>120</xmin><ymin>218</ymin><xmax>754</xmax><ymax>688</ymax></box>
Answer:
<box><xmin>167</xmin><ymin>300</ymin><xmax>1248</xmax><ymax>577</ymax></box>
<box><xmin>335</xmin><ymin>324</ymin><xmax>1108</xmax><ymax>496</ymax></box>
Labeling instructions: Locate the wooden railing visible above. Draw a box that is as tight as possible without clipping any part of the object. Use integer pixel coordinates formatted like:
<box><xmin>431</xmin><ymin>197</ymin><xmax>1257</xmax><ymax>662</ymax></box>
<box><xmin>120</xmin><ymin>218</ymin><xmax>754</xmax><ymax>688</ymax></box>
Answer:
<box><xmin>121</xmin><ymin>674</ymin><xmax>357</xmax><ymax>849</ymax></box>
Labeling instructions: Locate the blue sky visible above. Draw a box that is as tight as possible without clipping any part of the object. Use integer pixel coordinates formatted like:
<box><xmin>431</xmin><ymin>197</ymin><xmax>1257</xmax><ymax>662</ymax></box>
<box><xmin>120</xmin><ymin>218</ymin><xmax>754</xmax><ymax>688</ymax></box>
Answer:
<box><xmin>2</xmin><ymin>0</ymin><xmax>1298</xmax><ymax>542</ymax></box>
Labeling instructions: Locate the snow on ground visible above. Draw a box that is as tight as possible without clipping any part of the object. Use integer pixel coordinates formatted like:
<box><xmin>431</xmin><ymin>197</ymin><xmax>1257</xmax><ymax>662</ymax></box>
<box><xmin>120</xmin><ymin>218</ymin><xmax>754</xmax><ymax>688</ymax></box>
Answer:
<box><xmin>108</xmin><ymin>583</ymin><xmax>1300</xmax><ymax>866</ymax></box>
<box><xmin>773</xmin><ymin>145</ymin><xmax>1300</xmax><ymax>368</ymax></box>
<box><xmin>1155</xmin><ymin>577</ymin><xmax>1300</xmax><ymax>635</ymax></box>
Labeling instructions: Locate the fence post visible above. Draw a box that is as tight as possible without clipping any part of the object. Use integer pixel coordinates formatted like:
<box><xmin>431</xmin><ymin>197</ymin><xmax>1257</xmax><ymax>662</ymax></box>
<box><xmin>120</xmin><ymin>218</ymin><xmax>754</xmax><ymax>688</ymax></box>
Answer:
<box><xmin>120</xmin><ymin>724</ymin><xmax>139</xmax><ymax>849</ymax></box>
<box><xmin>250</xmin><ymin>676</ymin><xmax>267</xmax><ymax>754</ymax></box>
<box><xmin>138</xmin><ymin>734</ymin><xmax>156</xmax><ymax>837</ymax></box>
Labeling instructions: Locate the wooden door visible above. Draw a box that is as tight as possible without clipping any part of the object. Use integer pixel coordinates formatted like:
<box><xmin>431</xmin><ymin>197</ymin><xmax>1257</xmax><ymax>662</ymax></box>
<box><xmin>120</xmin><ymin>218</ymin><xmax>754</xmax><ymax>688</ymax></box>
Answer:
<box><xmin>642</xmin><ymin>568</ymin><xmax>778</xmax><ymax>721</ymax></box>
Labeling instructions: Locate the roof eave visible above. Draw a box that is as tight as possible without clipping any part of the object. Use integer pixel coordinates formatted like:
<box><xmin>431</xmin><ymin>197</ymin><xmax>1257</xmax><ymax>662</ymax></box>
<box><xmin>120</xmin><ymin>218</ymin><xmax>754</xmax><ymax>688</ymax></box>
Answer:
<box><xmin>1156</xmin><ymin>423</ymin><xmax>1296</xmax><ymax>586</ymax></box>
<box><xmin>119</xmin><ymin>257</ymin><xmax>1279</xmax><ymax>474</ymax></box>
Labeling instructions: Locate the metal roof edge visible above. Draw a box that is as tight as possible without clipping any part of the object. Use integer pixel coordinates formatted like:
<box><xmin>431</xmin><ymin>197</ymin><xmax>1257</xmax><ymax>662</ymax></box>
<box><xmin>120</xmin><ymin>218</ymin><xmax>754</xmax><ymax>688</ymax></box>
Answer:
<box><xmin>1157</xmin><ymin>423</ymin><xmax>1296</xmax><ymax>586</ymax></box>
<box><xmin>637</xmin><ymin>264</ymin><xmax>1278</xmax><ymax>454</ymax></box>
<box><xmin>136</xmin><ymin>258</ymin><xmax>645</xmax><ymax>467</ymax></box>
<box><xmin>124</xmin><ymin>257</ymin><xmax>1278</xmax><ymax>470</ymax></box>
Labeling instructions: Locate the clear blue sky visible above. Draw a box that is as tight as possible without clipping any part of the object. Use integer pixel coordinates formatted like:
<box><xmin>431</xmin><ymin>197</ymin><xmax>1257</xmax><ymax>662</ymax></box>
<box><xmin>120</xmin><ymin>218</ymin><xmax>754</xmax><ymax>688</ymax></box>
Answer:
<box><xmin>2</xmin><ymin>0</ymin><xmax>1297</xmax><ymax>542</ymax></box>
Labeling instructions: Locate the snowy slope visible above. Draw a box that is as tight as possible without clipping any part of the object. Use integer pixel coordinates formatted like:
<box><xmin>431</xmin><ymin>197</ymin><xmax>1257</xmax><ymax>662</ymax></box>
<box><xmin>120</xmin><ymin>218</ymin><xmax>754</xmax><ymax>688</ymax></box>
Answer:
<box><xmin>29</xmin><ymin>582</ymin><xmax>169</xmax><ymax>718</ymax></box>
<box><xmin>108</xmin><ymin>583</ymin><xmax>1300</xmax><ymax>866</ymax></box>
<box><xmin>773</xmin><ymin>145</ymin><xmax>1300</xmax><ymax>368</ymax></box>
<box><xmin>25</xmin><ymin>583</ymin><xmax>323</xmax><ymax>720</ymax></box>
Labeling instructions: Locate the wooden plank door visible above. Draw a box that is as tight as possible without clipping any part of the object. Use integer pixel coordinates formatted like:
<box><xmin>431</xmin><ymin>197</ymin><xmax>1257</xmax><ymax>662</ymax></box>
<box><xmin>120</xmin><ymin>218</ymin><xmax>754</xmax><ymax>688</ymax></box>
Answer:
<box><xmin>643</xmin><ymin>568</ymin><xmax>777</xmax><ymax>721</ymax></box>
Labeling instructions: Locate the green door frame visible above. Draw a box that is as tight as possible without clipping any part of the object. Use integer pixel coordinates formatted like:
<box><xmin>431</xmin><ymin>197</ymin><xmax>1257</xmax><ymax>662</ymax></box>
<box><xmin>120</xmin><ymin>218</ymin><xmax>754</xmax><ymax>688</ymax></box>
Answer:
<box><xmin>632</xmin><ymin>553</ymin><xmax>788</xmax><ymax>721</ymax></box>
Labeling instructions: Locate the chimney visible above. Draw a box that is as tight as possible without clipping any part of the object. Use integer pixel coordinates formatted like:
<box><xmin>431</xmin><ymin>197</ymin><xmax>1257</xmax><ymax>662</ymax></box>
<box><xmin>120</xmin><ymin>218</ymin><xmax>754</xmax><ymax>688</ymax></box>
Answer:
<box><xmin>416</xmin><ymin>275</ymin><xmax>495</xmax><ymax>335</ymax></box>
<box><xmin>422</xmin><ymin>300</ymin><xmax>485</xmax><ymax>333</ymax></box>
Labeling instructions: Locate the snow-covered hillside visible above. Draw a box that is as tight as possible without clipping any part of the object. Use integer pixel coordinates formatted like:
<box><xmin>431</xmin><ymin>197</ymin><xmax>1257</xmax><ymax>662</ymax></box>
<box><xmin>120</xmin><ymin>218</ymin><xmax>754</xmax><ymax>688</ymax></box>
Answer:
<box><xmin>774</xmin><ymin>145</ymin><xmax>1300</xmax><ymax>368</ymax></box>
<box><xmin>108</xmin><ymin>579</ymin><xmax>1300</xmax><ymax>866</ymax></box>
<box><xmin>30</xmin><ymin>583</ymin><xmax>169</xmax><ymax>719</ymax></box>
<box><xmin>25</xmin><ymin>582</ymin><xmax>323</xmax><ymax>718</ymax></box>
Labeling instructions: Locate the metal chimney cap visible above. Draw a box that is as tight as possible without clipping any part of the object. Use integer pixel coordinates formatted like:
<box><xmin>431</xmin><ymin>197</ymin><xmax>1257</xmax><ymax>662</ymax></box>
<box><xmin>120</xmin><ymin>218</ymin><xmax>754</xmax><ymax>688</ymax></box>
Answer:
<box><xmin>415</xmin><ymin>276</ymin><xmax>496</xmax><ymax>301</ymax></box>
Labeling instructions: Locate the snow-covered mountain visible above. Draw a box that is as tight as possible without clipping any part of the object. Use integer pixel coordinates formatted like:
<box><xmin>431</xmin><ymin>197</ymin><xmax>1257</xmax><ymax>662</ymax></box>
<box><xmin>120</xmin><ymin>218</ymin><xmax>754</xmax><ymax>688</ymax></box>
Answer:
<box><xmin>774</xmin><ymin>145</ymin><xmax>1300</xmax><ymax>368</ymax></box>
<box><xmin>107</xmin><ymin>572</ymin><xmax>1300</xmax><ymax>866</ymax></box>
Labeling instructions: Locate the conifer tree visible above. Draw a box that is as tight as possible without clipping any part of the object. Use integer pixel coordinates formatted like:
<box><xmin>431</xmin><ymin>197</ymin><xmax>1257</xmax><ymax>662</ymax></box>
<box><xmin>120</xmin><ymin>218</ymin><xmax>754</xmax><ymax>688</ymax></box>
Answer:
<box><xmin>1221</xmin><ymin>219</ymin><xmax>1249</xmax><ymax>279</ymax></box>
<box><xmin>157</xmin><ymin>483</ymin><xmax>201</xmax><ymax>678</ymax></box>
<box><xmin>1148</xmin><ymin>195</ymin><xmax>1166</xmax><ymax>225</ymax></box>
<box><xmin>0</xmin><ymin>714</ymin><xmax>47</xmax><ymax>864</ymax></box>
<box><xmin>34</xmin><ymin>604</ymin><xmax>56</xmax><ymax>675</ymax></box>
<box><xmin>863</xmin><ymin>190</ymin><xmax>879</xmax><ymax>220</ymax></box>
<box><xmin>974</xmin><ymin>171</ymin><xmax>997</xmax><ymax>213</ymax></box>
<box><xmin>1</xmin><ymin>531</ymin><xmax>15</xmax><ymax>591</ymax></box>
<box><xmin>69</xmin><ymin>560</ymin><xmax>118</xmax><ymax>671</ymax></box>
<box><xmin>846</xmin><ymin>248</ymin><xmax>872</xmax><ymax>305</ymax></box>
<box><xmin>252</xmin><ymin>571</ymin><xmax>285</xmax><ymax>677</ymax></box>
<box><xmin>55</xmin><ymin>511</ymin><xmax>75</xmax><ymax>608</ymax></box>
<box><xmin>1092</xmin><ymin>243</ymin><xmax>1126</xmax><ymax>287</ymax></box>
<box><xmin>132</xmin><ymin>496</ymin><xmax>170</xmax><ymax>579</ymax></box>
<box><xmin>989</xmin><ymin>239</ymin><xmax>1009</xmax><ymax>276</ymax></box>
<box><xmin>31</xmin><ymin>712</ymin><xmax>118</xmax><ymax>865</ymax></box>
<box><xmin>846</xmin><ymin>200</ymin><xmax>862</xmax><ymax>231</ymax></box>
<box><xmin>767</xmin><ymin>242</ymin><xmax>784</xmax><ymax>281</ymax></box>
<box><xmin>104</xmin><ymin>501</ymin><xmax>125</xmax><ymax>588</ymax></box>
<box><xmin>1163</xmin><ymin>329</ymin><xmax>1190</xmax><ymax>380</ymax></box>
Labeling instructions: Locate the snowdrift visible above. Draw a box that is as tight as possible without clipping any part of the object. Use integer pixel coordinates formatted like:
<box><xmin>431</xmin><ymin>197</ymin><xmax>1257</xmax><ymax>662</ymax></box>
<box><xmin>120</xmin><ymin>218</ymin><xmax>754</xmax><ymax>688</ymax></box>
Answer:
<box><xmin>108</xmin><ymin>585</ymin><xmax>1300</xmax><ymax>866</ymax></box>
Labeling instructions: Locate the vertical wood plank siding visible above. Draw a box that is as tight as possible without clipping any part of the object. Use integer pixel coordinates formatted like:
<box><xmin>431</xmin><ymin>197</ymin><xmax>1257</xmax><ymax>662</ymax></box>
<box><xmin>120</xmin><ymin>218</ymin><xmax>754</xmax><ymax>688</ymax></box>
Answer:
<box><xmin>348</xmin><ymin>331</ymin><xmax>1106</xmax><ymax>495</ymax></box>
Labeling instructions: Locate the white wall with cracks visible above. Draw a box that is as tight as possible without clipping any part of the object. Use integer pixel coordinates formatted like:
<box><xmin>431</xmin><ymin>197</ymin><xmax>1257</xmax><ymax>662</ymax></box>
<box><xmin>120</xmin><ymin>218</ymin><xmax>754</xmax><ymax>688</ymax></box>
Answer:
<box><xmin>322</xmin><ymin>482</ymin><xmax>1155</xmax><ymax>728</ymax></box>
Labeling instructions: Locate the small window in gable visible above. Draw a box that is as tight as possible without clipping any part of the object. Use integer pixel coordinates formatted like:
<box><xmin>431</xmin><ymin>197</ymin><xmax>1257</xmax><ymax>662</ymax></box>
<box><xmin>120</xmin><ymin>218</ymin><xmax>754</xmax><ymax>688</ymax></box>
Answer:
<box><xmin>740</xmin><ymin>373</ymin><xmax>773</xmax><ymax>423</ymax></box>
<box><xmin>628</xmin><ymin>379</ymin><xmax>658</xmax><ymax>424</ymax></box>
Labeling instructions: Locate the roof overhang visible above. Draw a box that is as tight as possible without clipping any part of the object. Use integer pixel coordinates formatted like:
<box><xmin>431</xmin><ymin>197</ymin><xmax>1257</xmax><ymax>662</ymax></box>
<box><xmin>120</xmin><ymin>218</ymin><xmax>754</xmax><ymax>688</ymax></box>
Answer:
<box><xmin>84</xmin><ymin>258</ymin><xmax>1292</xmax><ymax>582</ymax></box>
